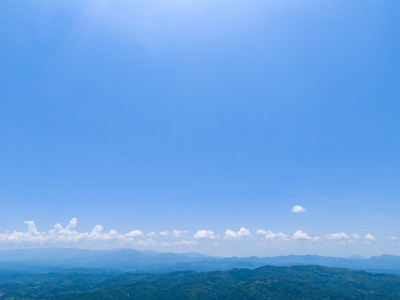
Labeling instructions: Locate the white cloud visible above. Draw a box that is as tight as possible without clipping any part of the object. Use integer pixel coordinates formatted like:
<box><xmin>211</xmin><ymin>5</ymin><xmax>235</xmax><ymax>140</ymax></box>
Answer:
<box><xmin>65</xmin><ymin>218</ymin><xmax>78</xmax><ymax>230</ymax></box>
<box><xmin>24</xmin><ymin>221</ymin><xmax>39</xmax><ymax>235</ymax></box>
<box><xmin>292</xmin><ymin>230</ymin><xmax>319</xmax><ymax>241</ymax></box>
<box><xmin>125</xmin><ymin>230</ymin><xmax>144</xmax><ymax>238</ymax></box>
<box><xmin>172</xmin><ymin>230</ymin><xmax>189</xmax><ymax>238</ymax></box>
<box><xmin>88</xmin><ymin>225</ymin><xmax>104</xmax><ymax>240</ymax></box>
<box><xmin>386</xmin><ymin>235</ymin><xmax>397</xmax><ymax>240</ymax></box>
<box><xmin>194</xmin><ymin>230</ymin><xmax>218</xmax><ymax>239</ymax></box>
<box><xmin>256</xmin><ymin>229</ymin><xmax>288</xmax><ymax>241</ymax></box>
<box><xmin>0</xmin><ymin>219</ymin><xmax>390</xmax><ymax>253</ymax></box>
<box><xmin>0</xmin><ymin>219</ymin><xmax>146</xmax><ymax>246</ymax></box>
<box><xmin>326</xmin><ymin>232</ymin><xmax>349</xmax><ymax>240</ymax></box>
<box><xmin>365</xmin><ymin>233</ymin><xmax>376</xmax><ymax>241</ymax></box>
<box><xmin>291</xmin><ymin>205</ymin><xmax>306</xmax><ymax>213</ymax></box>
<box><xmin>293</xmin><ymin>230</ymin><xmax>311</xmax><ymax>240</ymax></box>
<box><xmin>224</xmin><ymin>227</ymin><xmax>251</xmax><ymax>239</ymax></box>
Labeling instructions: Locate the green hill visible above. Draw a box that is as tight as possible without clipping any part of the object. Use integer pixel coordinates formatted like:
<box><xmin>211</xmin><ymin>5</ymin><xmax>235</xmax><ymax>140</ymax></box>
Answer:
<box><xmin>59</xmin><ymin>265</ymin><xmax>400</xmax><ymax>300</ymax></box>
<box><xmin>2</xmin><ymin>265</ymin><xmax>400</xmax><ymax>299</ymax></box>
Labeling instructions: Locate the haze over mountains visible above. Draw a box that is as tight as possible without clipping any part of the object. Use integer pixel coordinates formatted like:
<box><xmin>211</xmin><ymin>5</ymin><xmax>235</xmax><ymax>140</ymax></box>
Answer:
<box><xmin>1</xmin><ymin>248</ymin><xmax>400</xmax><ymax>274</ymax></box>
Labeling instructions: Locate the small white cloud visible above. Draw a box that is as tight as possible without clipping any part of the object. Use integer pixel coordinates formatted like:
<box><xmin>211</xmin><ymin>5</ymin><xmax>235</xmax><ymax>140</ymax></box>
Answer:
<box><xmin>125</xmin><ymin>230</ymin><xmax>144</xmax><ymax>238</ymax></box>
<box><xmin>365</xmin><ymin>233</ymin><xmax>376</xmax><ymax>241</ymax></box>
<box><xmin>194</xmin><ymin>230</ymin><xmax>218</xmax><ymax>239</ymax></box>
<box><xmin>293</xmin><ymin>230</ymin><xmax>311</xmax><ymax>240</ymax></box>
<box><xmin>256</xmin><ymin>229</ymin><xmax>288</xmax><ymax>240</ymax></box>
<box><xmin>159</xmin><ymin>231</ymin><xmax>169</xmax><ymax>236</ymax></box>
<box><xmin>24</xmin><ymin>221</ymin><xmax>39</xmax><ymax>235</ymax></box>
<box><xmin>109</xmin><ymin>229</ymin><xmax>119</xmax><ymax>236</ymax></box>
<box><xmin>88</xmin><ymin>225</ymin><xmax>104</xmax><ymax>240</ymax></box>
<box><xmin>326</xmin><ymin>232</ymin><xmax>349</xmax><ymax>240</ymax></box>
<box><xmin>224</xmin><ymin>227</ymin><xmax>251</xmax><ymax>239</ymax></box>
<box><xmin>224</xmin><ymin>229</ymin><xmax>237</xmax><ymax>239</ymax></box>
<box><xmin>386</xmin><ymin>235</ymin><xmax>397</xmax><ymax>240</ymax></box>
<box><xmin>172</xmin><ymin>230</ymin><xmax>189</xmax><ymax>238</ymax></box>
<box><xmin>65</xmin><ymin>218</ymin><xmax>78</xmax><ymax>231</ymax></box>
<box><xmin>291</xmin><ymin>205</ymin><xmax>306</xmax><ymax>213</ymax></box>
<box><xmin>147</xmin><ymin>231</ymin><xmax>156</xmax><ymax>237</ymax></box>
<box><xmin>292</xmin><ymin>230</ymin><xmax>319</xmax><ymax>241</ymax></box>
<box><xmin>351</xmin><ymin>233</ymin><xmax>361</xmax><ymax>240</ymax></box>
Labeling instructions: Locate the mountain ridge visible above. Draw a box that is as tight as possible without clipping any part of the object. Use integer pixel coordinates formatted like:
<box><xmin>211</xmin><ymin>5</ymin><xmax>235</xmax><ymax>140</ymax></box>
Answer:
<box><xmin>1</xmin><ymin>248</ymin><xmax>400</xmax><ymax>274</ymax></box>
<box><xmin>2</xmin><ymin>265</ymin><xmax>400</xmax><ymax>299</ymax></box>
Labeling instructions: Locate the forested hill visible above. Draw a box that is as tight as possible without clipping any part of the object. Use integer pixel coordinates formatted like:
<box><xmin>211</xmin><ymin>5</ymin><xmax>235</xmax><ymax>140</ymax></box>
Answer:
<box><xmin>2</xmin><ymin>265</ymin><xmax>400</xmax><ymax>299</ymax></box>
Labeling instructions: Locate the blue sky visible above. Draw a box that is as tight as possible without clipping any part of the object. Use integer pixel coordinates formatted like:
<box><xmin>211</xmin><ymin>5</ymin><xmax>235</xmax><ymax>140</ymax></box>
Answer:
<box><xmin>0</xmin><ymin>0</ymin><xmax>399</xmax><ymax>256</ymax></box>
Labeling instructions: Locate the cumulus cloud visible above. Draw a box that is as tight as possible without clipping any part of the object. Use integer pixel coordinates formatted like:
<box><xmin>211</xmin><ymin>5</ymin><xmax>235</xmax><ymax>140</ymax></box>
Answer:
<box><xmin>0</xmin><ymin>219</ymin><xmax>144</xmax><ymax>246</ymax></box>
<box><xmin>224</xmin><ymin>227</ymin><xmax>251</xmax><ymax>239</ymax></box>
<box><xmin>125</xmin><ymin>230</ymin><xmax>144</xmax><ymax>238</ymax></box>
<box><xmin>256</xmin><ymin>229</ymin><xmax>268</xmax><ymax>235</ymax></box>
<box><xmin>326</xmin><ymin>232</ymin><xmax>349</xmax><ymax>240</ymax></box>
<box><xmin>0</xmin><ymin>219</ymin><xmax>386</xmax><ymax>251</ymax></box>
<box><xmin>65</xmin><ymin>218</ymin><xmax>78</xmax><ymax>230</ymax></box>
<box><xmin>256</xmin><ymin>229</ymin><xmax>288</xmax><ymax>241</ymax></box>
<box><xmin>172</xmin><ymin>230</ymin><xmax>189</xmax><ymax>238</ymax></box>
<box><xmin>292</xmin><ymin>230</ymin><xmax>319</xmax><ymax>241</ymax></box>
<box><xmin>365</xmin><ymin>233</ymin><xmax>376</xmax><ymax>240</ymax></box>
<box><xmin>194</xmin><ymin>230</ymin><xmax>218</xmax><ymax>239</ymax></box>
<box><xmin>291</xmin><ymin>205</ymin><xmax>306</xmax><ymax>213</ymax></box>
<box><xmin>293</xmin><ymin>230</ymin><xmax>311</xmax><ymax>240</ymax></box>
<box><xmin>24</xmin><ymin>221</ymin><xmax>39</xmax><ymax>235</ymax></box>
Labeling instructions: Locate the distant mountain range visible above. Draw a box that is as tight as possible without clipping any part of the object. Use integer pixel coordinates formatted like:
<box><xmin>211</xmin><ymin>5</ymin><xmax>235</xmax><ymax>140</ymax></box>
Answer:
<box><xmin>1</xmin><ymin>265</ymin><xmax>400</xmax><ymax>299</ymax></box>
<box><xmin>1</xmin><ymin>248</ymin><xmax>400</xmax><ymax>274</ymax></box>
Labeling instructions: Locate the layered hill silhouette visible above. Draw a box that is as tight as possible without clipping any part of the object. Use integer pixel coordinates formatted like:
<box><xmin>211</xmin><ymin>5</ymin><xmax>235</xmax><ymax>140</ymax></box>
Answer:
<box><xmin>0</xmin><ymin>248</ymin><xmax>400</xmax><ymax>273</ymax></box>
<box><xmin>1</xmin><ymin>265</ymin><xmax>400</xmax><ymax>299</ymax></box>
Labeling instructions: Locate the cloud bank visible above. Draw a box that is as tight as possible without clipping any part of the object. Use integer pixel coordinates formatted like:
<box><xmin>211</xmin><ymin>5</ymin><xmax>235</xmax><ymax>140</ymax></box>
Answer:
<box><xmin>0</xmin><ymin>219</ymin><xmax>392</xmax><ymax>257</ymax></box>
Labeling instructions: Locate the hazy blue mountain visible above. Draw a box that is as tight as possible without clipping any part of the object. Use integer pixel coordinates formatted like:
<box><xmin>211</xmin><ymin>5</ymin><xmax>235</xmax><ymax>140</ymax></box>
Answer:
<box><xmin>1</xmin><ymin>248</ymin><xmax>400</xmax><ymax>274</ymax></box>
